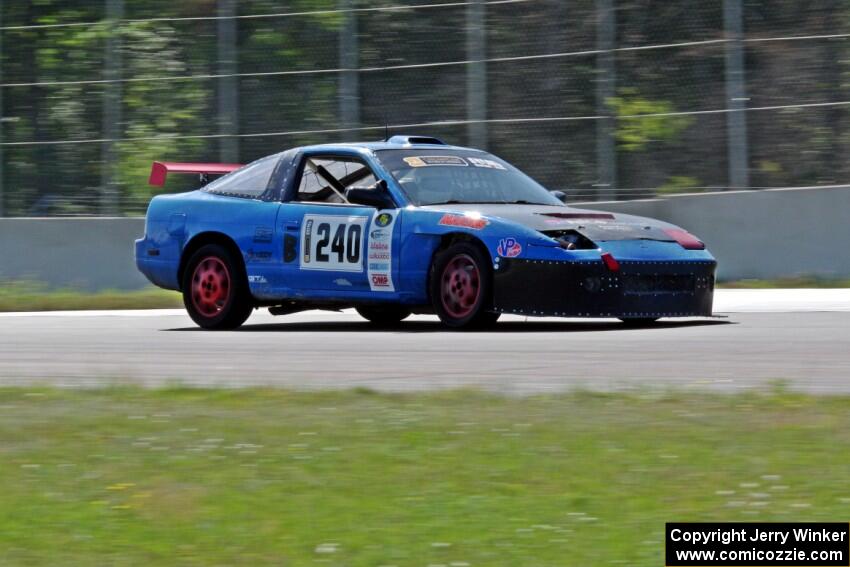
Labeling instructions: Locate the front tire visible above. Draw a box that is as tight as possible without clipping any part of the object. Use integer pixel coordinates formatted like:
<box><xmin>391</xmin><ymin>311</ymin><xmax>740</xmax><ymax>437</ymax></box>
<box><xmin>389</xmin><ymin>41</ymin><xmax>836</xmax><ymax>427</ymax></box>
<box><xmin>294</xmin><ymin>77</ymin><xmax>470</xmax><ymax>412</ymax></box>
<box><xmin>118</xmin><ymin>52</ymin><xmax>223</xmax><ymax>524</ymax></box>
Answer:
<box><xmin>429</xmin><ymin>242</ymin><xmax>499</xmax><ymax>329</ymax></box>
<box><xmin>182</xmin><ymin>244</ymin><xmax>253</xmax><ymax>330</ymax></box>
<box><xmin>356</xmin><ymin>305</ymin><xmax>411</xmax><ymax>325</ymax></box>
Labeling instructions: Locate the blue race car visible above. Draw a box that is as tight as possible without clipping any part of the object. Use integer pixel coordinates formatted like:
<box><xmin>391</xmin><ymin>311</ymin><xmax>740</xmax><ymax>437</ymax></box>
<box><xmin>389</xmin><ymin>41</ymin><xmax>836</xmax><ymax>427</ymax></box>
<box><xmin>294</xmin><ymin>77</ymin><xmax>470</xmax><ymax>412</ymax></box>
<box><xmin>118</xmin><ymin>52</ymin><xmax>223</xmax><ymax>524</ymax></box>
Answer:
<box><xmin>136</xmin><ymin>135</ymin><xmax>716</xmax><ymax>329</ymax></box>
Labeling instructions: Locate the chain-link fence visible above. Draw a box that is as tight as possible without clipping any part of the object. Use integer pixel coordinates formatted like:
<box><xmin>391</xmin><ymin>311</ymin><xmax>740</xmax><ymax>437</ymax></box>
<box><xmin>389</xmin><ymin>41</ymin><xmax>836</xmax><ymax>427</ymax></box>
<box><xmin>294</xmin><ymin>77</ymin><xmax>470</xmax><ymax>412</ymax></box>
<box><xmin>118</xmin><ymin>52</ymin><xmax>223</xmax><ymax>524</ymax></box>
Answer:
<box><xmin>0</xmin><ymin>0</ymin><xmax>847</xmax><ymax>216</ymax></box>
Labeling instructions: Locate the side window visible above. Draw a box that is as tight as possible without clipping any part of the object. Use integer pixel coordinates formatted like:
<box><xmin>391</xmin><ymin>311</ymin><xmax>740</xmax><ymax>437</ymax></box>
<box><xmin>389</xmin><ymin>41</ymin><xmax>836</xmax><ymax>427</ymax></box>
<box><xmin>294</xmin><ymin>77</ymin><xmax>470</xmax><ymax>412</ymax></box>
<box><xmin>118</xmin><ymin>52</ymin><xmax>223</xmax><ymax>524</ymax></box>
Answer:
<box><xmin>203</xmin><ymin>154</ymin><xmax>279</xmax><ymax>198</ymax></box>
<box><xmin>295</xmin><ymin>156</ymin><xmax>378</xmax><ymax>204</ymax></box>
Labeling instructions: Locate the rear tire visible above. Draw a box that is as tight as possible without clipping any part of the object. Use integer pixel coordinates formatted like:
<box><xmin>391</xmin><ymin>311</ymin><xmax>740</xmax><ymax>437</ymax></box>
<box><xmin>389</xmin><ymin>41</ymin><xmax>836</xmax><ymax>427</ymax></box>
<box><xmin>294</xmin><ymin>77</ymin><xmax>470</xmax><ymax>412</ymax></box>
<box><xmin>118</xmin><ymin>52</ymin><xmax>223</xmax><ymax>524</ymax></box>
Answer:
<box><xmin>182</xmin><ymin>244</ymin><xmax>253</xmax><ymax>330</ymax></box>
<box><xmin>356</xmin><ymin>305</ymin><xmax>411</xmax><ymax>325</ymax></box>
<box><xmin>429</xmin><ymin>241</ymin><xmax>499</xmax><ymax>329</ymax></box>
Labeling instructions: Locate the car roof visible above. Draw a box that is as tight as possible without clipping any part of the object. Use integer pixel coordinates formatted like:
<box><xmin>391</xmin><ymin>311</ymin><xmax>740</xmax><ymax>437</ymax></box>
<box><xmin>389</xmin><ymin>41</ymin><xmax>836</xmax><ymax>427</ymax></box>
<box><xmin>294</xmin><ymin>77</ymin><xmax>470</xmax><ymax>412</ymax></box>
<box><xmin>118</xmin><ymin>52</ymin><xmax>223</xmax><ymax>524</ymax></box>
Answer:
<box><xmin>295</xmin><ymin>134</ymin><xmax>485</xmax><ymax>155</ymax></box>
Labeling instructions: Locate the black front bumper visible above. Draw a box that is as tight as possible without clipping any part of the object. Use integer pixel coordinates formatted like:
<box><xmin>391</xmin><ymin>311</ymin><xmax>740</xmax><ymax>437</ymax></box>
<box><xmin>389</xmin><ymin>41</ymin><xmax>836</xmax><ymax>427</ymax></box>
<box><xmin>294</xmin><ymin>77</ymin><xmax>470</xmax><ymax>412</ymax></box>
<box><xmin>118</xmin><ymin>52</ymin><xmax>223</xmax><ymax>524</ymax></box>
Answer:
<box><xmin>493</xmin><ymin>258</ymin><xmax>716</xmax><ymax>318</ymax></box>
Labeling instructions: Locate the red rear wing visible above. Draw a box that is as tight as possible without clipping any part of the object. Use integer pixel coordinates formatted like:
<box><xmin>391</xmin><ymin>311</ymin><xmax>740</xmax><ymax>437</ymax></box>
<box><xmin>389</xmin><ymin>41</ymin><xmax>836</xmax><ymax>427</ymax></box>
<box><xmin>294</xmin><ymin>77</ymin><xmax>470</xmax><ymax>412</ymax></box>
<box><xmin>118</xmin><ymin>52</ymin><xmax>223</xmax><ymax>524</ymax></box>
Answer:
<box><xmin>148</xmin><ymin>161</ymin><xmax>243</xmax><ymax>186</ymax></box>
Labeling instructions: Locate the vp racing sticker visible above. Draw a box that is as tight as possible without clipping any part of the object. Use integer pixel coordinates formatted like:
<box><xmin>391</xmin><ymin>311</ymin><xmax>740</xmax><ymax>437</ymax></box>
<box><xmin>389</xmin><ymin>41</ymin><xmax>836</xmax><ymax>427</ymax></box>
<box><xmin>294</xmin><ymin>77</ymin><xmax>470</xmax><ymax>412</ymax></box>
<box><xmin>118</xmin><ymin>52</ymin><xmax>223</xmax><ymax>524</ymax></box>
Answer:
<box><xmin>367</xmin><ymin>210</ymin><xmax>398</xmax><ymax>291</ymax></box>
<box><xmin>497</xmin><ymin>237</ymin><xmax>522</xmax><ymax>258</ymax></box>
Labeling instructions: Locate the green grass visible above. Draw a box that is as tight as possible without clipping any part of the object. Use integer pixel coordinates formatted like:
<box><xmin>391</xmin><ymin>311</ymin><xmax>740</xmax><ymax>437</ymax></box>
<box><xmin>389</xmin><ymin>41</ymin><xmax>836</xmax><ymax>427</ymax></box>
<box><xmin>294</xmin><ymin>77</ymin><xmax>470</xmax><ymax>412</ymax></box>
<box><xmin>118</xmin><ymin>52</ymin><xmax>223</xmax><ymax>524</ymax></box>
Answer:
<box><xmin>718</xmin><ymin>276</ymin><xmax>850</xmax><ymax>288</ymax></box>
<box><xmin>0</xmin><ymin>387</ymin><xmax>848</xmax><ymax>566</ymax></box>
<box><xmin>0</xmin><ymin>281</ymin><xmax>181</xmax><ymax>312</ymax></box>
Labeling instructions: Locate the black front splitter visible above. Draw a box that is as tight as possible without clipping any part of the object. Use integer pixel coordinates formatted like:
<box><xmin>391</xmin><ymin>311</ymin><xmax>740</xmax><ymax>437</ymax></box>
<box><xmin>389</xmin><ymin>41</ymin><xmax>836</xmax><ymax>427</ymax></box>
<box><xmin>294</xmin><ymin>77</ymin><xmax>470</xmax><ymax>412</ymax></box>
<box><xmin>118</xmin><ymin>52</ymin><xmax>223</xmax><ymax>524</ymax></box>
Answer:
<box><xmin>492</xmin><ymin>258</ymin><xmax>716</xmax><ymax>318</ymax></box>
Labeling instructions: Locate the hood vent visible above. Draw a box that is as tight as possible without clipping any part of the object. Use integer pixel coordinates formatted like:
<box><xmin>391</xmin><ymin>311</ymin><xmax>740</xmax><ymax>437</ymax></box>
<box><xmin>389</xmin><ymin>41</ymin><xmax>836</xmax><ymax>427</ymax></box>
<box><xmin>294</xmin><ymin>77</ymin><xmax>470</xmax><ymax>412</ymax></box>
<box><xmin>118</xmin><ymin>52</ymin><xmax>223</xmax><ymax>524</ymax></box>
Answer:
<box><xmin>538</xmin><ymin>212</ymin><xmax>615</xmax><ymax>220</ymax></box>
<box><xmin>542</xmin><ymin>229</ymin><xmax>598</xmax><ymax>250</ymax></box>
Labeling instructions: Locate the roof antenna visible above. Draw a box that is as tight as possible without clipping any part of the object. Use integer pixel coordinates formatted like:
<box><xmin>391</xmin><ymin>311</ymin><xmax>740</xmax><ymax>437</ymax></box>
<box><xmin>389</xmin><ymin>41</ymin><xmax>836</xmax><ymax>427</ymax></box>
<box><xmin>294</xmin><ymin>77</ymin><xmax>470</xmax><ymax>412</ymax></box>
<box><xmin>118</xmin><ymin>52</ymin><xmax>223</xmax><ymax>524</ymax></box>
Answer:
<box><xmin>384</xmin><ymin>123</ymin><xmax>389</xmax><ymax>142</ymax></box>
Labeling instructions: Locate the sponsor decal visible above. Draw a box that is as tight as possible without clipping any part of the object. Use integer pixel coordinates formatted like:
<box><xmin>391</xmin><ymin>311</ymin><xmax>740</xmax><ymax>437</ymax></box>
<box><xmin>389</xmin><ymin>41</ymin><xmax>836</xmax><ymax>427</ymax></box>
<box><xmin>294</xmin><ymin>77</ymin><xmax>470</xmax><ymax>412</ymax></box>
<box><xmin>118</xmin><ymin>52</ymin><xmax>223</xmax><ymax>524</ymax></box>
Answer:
<box><xmin>247</xmin><ymin>275</ymin><xmax>268</xmax><ymax>284</ymax></box>
<box><xmin>497</xmin><ymin>237</ymin><xmax>522</xmax><ymax>258</ymax></box>
<box><xmin>299</xmin><ymin>215</ymin><xmax>367</xmax><ymax>272</ymax></box>
<box><xmin>403</xmin><ymin>155</ymin><xmax>468</xmax><ymax>168</ymax></box>
<box><xmin>246</xmin><ymin>249</ymin><xmax>272</xmax><ymax>262</ymax></box>
<box><xmin>253</xmin><ymin>226</ymin><xmax>273</xmax><ymax>243</ymax></box>
<box><xmin>438</xmin><ymin>213</ymin><xmax>489</xmax><ymax>230</ymax></box>
<box><xmin>367</xmin><ymin>209</ymin><xmax>397</xmax><ymax>292</ymax></box>
<box><xmin>468</xmin><ymin>157</ymin><xmax>507</xmax><ymax>170</ymax></box>
<box><xmin>371</xmin><ymin>274</ymin><xmax>391</xmax><ymax>287</ymax></box>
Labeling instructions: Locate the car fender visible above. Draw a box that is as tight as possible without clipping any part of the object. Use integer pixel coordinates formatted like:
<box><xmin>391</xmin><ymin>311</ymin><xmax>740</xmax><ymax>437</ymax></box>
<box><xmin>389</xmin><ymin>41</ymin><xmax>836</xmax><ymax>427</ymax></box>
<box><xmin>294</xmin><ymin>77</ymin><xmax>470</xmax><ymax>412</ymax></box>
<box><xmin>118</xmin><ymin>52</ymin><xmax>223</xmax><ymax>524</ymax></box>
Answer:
<box><xmin>395</xmin><ymin>208</ymin><xmax>557</xmax><ymax>300</ymax></box>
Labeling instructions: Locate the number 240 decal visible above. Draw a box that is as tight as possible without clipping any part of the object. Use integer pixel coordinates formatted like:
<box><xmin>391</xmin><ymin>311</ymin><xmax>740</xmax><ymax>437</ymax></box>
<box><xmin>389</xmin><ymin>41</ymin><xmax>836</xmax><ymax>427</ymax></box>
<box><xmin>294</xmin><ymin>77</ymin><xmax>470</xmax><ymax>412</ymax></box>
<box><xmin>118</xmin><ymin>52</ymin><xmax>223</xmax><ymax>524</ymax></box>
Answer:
<box><xmin>300</xmin><ymin>215</ymin><xmax>367</xmax><ymax>272</ymax></box>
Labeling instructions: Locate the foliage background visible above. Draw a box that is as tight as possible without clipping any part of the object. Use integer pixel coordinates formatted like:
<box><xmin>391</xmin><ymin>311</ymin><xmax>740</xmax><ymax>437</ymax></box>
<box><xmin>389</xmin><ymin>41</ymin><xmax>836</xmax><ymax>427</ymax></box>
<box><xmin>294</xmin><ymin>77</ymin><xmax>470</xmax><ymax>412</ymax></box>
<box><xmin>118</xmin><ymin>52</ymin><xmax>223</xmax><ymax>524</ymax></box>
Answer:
<box><xmin>0</xmin><ymin>0</ymin><xmax>847</xmax><ymax>215</ymax></box>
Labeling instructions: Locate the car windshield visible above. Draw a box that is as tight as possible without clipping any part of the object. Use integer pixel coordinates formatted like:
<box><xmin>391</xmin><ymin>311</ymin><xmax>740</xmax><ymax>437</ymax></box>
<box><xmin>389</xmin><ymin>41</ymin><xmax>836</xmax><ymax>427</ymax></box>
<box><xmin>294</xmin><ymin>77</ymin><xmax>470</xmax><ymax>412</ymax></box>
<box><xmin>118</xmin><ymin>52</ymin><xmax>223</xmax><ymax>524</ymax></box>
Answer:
<box><xmin>375</xmin><ymin>149</ymin><xmax>562</xmax><ymax>206</ymax></box>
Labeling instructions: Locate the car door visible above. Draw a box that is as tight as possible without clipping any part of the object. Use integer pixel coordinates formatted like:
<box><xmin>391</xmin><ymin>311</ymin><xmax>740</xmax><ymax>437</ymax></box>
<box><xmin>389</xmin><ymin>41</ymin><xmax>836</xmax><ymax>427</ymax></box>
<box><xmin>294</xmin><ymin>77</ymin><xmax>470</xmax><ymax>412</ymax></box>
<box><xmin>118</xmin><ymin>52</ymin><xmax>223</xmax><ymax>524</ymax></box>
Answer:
<box><xmin>277</xmin><ymin>153</ymin><xmax>395</xmax><ymax>294</ymax></box>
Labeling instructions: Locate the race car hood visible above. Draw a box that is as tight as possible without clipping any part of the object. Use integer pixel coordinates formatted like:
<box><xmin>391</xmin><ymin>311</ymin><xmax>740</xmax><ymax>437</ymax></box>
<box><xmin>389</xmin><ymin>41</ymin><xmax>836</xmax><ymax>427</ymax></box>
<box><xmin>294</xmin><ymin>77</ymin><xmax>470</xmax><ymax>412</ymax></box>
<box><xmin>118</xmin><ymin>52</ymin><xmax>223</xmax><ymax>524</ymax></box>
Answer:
<box><xmin>420</xmin><ymin>203</ymin><xmax>677</xmax><ymax>242</ymax></box>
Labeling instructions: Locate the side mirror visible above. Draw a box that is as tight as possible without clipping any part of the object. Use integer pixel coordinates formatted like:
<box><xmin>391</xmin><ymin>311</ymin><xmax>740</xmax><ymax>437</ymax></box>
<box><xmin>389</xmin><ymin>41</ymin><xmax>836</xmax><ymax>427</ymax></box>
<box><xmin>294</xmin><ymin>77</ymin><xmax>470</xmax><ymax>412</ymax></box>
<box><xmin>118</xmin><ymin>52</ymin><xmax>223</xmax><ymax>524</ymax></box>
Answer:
<box><xmin>347</xmin><ymin>180</ymin><xmax>395</xmax><ymax>209</ymax></box>
<box><xmin>550</xmin><ymin>190</ymin><xmax>568</xmax><ymax>203</ymax></box>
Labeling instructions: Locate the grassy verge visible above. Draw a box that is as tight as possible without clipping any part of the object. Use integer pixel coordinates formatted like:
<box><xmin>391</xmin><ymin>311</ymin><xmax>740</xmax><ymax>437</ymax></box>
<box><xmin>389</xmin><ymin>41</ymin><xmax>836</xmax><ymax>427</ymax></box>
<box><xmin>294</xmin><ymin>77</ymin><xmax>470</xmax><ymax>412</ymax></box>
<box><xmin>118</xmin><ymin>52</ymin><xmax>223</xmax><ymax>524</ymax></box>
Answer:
<box><xmin>718</xmin><ymin>276</ymin><xmax>850</xmax><ymax>288</ymax></box>
<box><xmin>0</xmin><ymin>281</ymin><xmax>181</xmax><ymax>311</ymax></box>
<box><xmin>0</xmin><ymin>387</ymin><xmax>848</xmax><ymax>566</ymax></box>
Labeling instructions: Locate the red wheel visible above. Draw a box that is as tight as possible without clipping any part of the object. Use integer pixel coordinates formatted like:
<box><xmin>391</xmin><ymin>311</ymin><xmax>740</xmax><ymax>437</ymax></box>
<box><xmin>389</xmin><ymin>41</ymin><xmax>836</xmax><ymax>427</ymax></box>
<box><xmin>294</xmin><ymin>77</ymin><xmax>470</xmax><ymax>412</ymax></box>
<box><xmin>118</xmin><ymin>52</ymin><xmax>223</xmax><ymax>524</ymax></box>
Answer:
<box><xmin>190</xmin><ymin>256</ymin><xmax>231</xmax><ymax>317</ymax></box>
<box><xmin>182</xmin><ymin>244</ymin><xmax>253</xmax><ymax>329</ymax></box>
<box><xmin>440</xmin><ymin>254</ymin><xmax>481</xmax><ymax>319</ymax></box>
<box><xmin>429</xmin><ymin>241</ymin><xmax>500</xmax><ymax>329</ymax></box>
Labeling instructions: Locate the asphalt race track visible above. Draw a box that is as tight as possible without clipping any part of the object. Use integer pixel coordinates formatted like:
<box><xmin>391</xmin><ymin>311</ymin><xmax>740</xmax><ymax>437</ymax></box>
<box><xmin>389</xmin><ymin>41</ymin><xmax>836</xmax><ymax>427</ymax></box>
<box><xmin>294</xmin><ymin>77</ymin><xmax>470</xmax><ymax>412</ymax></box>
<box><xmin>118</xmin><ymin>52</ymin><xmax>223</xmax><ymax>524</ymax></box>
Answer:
<box><xmin>1</xmin><ymin>290</ymin><xmax>849</xmax><ymax>394</ymax></box>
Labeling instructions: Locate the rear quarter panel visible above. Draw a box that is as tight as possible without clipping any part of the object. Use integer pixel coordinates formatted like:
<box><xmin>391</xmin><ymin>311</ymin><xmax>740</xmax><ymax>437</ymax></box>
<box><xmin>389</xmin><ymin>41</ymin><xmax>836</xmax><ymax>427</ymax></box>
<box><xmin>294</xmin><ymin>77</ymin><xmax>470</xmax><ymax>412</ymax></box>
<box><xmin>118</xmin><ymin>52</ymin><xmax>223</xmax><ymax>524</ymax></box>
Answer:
<box><xmin>136</xmin><ymin>191</ymin><xmax>280</xmax><ymax>291</ymax></box>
